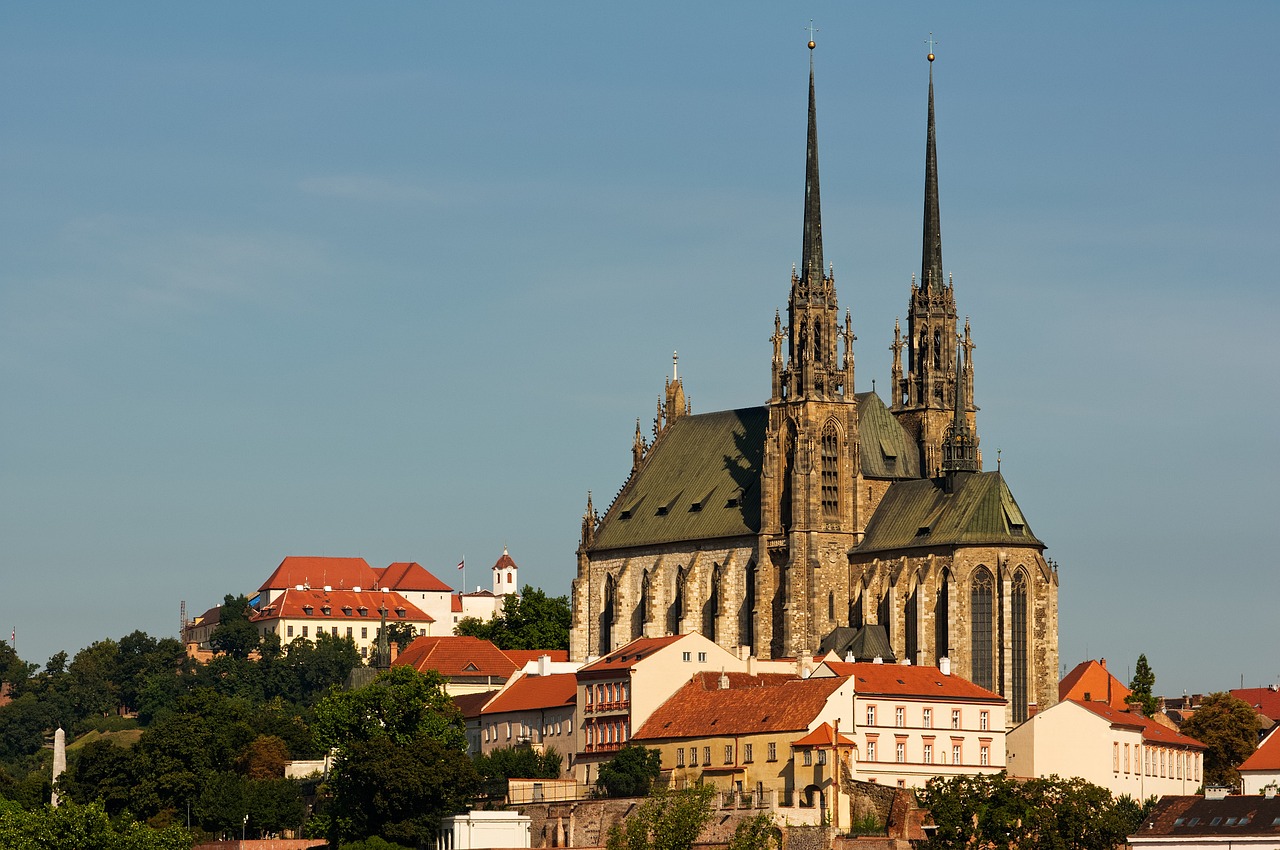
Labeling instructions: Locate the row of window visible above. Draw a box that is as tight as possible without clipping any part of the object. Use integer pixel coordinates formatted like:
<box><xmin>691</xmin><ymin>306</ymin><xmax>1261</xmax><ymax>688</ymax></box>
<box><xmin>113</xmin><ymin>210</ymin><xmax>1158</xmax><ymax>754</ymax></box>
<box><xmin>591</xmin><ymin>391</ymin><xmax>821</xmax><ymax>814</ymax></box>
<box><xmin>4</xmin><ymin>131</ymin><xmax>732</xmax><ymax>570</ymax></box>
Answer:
<box><xmin>1113</xmin><ymin>742</ymin><xmax>1201</xmax><ymax>781</ymax></box>
<box><xmin>864</xmin><ymin>704</ymin><xmax>990</xmax><ymax>732</ymax></box>
<box><xmin>584</xmin><ymin>719</ymin><xmax>628</xmax><ymax>749</ymax></box>
<box><xmin>674</xmin><ymin>741</ymin><xmax>779</xmax><ymax>768</ymax></box>
<box><xmin>585</xmin><ymin>681</ymin><xmax>630</xmax><ymax>708</ymax></box>
<box><xmin>483</xmin><ymin>718</ymin><xmax>573</xmax><ymax>744</ymax></box>
<box><xmin>681</xmin><ymin>651</ymin><xmax>709</xmax><ymax>663</ymax></box>
<box><xmin>863</xmin><ymin>739</ymin><xmax>990</xmax><ymax>766</ymax></box>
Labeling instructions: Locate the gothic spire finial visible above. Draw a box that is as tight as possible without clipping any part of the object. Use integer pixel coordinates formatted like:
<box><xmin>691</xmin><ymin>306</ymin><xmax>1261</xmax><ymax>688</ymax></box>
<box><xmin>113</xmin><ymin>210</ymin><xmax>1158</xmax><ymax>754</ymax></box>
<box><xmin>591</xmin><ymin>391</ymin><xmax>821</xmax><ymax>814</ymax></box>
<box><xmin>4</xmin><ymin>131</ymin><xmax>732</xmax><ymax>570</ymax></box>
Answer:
<box><xmin>921</xmin><ymin>46</ymin><xmax>943</xmax><ymax>293</ymax></box>
<box><xmin>800</xmin><ymin>37</ymin><xmax>824</xmax><ymax>291</ymax></box>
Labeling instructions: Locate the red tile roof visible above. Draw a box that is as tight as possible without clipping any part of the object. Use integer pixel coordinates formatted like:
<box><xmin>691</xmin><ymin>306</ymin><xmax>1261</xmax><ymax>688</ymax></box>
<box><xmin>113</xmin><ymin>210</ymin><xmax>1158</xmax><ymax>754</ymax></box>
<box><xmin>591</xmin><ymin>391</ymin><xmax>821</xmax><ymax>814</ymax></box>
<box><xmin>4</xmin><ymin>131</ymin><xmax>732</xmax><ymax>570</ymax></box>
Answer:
<box><xmin>484</xmin><ymin>673</ymin><xmax>577</xmax><ymax>715</ymax></box>
<box><xmin>504</xmin><ymin>650</ymin><xmax>571</xmax><ymax>666</ymax></box>
<box><xmin>1059</xmin><ymin>659</ymin><xmax>1132</xmax><ymax>710</ymax></box>
<box><xmin>251</xmin><ymin>587</ymin><xmax>432</xmax><ymax>622</ymax></box>
<box><xmin>1070</xmin><ymin>700</ymin><xmax>1205</xmax><ymax>749</ymax></box>
<box><xmin>451</xmin><ymin>595</ymin><xmax>463</xmax><ymax>613</ymax></box>
<box><xmin>1240</xmin><ymin>727</ymin><xmax>1280</xmax><ymax>772</ymax></box>
<box><xmin>258</xmin><ymin>556</ymin><xmax>379</xmax><ymax>593</ymax></box>
<box><xmin>634</xmin><ymin>672</ymin><xmax>846</xmax><ymax>740</ymax></box>
<box><xmin>493</xmin><ymin>548</ymin><xmax>518</xmax><ymax>571</ymax></box>
<box><xmin>1233</xmin><ymin>687</ymin><xmax>1280</xmax><ymax>722</ymax></box>
<box><xmin>452</xmin><ymin>689</ymin><xmax>499</xmax><ymax>719</ymax></box>
<box><xmin>793</xmin><ymin>721</ymin><xmax>857</xmax><ymax>748</ymax></box>
<box><xmin>821</xmin><ymin>661</ymin><xmax>1006</xmax><ymax>703</ymax></box>
<box><xmin>378</xmin><ymin>561</ymin><xmax>454</xmax><ymax>593</ymax></box>
<box><xmin>394</xmin><ymin>635</ymin><xmax>518</xmax><ymax>679</ymax></box>
<box><xmin>578</xmin><ymin>635</ymin><xmax>686</xmax><ymax>675</ymax></box>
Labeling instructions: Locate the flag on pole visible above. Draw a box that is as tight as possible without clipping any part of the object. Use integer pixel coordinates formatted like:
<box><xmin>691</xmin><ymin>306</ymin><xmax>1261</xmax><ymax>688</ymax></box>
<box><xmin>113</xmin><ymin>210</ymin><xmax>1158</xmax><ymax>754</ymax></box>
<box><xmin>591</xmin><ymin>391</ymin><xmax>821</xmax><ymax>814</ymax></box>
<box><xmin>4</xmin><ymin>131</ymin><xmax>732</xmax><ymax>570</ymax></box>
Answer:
<box><xmin>457</xmin><ymin>559</ymin><xmax>465</xmax><ymax>570</ymax></box>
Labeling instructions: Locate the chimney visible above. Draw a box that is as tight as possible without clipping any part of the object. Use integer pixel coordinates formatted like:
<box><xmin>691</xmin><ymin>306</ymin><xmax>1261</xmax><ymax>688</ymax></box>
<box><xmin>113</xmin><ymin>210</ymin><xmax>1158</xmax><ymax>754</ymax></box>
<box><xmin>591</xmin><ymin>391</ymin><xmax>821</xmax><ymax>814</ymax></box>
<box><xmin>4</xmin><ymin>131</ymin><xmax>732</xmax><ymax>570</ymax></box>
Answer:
<box><xmin>939</xmin><ymin>656</ymin><xmax>951</xmax><ymax>676</ymax></box>
<box><xmin>747</xmin><ymin>655</ymin><xmax>757</xmax><ymax>677</ymax></box>
<box><xmin>538</xmin><ymin>654</ymin><xmax>550</xmax><ymax>677</ymax></box>
<box><xmin>873</xmin><ymin>656</ymin><xmax>884</xmax><ymax>665</ymax></box>
<box><xmin>845</xmin><ymin>651</ymin><xmax>855</xmax><ymax>663</ymax></box>
<box><xmin>1100</xmin><ymin>658</ymin><xmax>1107</xmax><ymax>669</ymax></box>
<box><xmin>1265</xmin><ymin>786</ymin><xmax>1276</xmax><ymax>800</ymax></box>
<box><xmin>719</xmin><ymin>670</ymin><xmax>730</xmax><ymax>690</ymax></box>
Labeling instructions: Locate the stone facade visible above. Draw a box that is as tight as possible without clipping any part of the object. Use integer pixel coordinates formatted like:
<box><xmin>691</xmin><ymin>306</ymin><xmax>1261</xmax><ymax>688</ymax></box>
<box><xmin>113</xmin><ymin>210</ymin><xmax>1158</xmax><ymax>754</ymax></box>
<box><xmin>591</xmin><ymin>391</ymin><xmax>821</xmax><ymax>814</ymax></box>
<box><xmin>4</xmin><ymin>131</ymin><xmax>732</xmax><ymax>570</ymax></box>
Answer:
<box><xmin>570</xmin><ymin>51</ymin><xmax>1059</xmax><ymax>729</ymax></box>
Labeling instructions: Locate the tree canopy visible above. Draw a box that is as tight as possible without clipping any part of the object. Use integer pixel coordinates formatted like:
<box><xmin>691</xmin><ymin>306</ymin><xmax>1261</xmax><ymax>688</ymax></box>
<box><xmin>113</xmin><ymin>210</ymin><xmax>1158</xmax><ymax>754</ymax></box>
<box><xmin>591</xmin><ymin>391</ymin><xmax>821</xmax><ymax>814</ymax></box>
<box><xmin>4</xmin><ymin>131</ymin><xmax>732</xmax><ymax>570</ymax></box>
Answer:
<box><xmin>474</xmin><ymin>745</ymin><xmax>563</xmax><ymax>799</ymax></box>
<box><xmin>454</xmin><ymin>586</ymin><xmax>571</xmax><ymax>651</ymax></box>
<box><xmin>1179</xmin><ymin>692</ymin><xmax>1260</xmax><ymax>787</ymax></box>
<box><xmin>916</xmin><ymin>772</ymin><xmax>1154</xmax><ymax>850</ymax></box>
<box><xmin>605</xmin><ymin>784</ymin><xmax>716</xmax><ymax>850</ymax></box>
<box><xmin>596</xmin><ymin>744</ymin><xmax>662</xmax><ymax>798</ymax></box>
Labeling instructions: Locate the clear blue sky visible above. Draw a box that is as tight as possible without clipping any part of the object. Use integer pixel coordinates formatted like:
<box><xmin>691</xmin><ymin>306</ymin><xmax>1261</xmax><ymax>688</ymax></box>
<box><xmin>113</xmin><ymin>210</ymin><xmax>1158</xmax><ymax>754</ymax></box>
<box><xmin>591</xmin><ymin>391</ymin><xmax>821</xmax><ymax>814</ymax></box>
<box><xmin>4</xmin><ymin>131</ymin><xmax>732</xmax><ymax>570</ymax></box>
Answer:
<box><xmin>2</xmin><ymin>4</ymin><xmax>1276</xmax><ymax>696</ymax></box>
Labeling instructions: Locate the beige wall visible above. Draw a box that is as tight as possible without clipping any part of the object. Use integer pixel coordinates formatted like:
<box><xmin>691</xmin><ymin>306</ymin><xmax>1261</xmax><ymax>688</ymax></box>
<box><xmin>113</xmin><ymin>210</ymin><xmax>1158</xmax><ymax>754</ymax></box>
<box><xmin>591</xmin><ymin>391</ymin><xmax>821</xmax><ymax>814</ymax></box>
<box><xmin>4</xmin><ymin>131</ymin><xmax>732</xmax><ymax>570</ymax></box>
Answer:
<box><xmin>853</xmin><ymin>693</ymin><xmax>1006</xmax><ymax>788</ymax></box>
<box><xmin>479</xmin><ymin>706</ymin><xmax>576</xmax><ymax>780</ymax></box>
<box><xmin>257</xmin><ymin>615</ymin><xmax>432</xmax><ymax>661</ymax></box>
<box><xmin>1007</xmin><ymin>700</ymin><xmax>1202</xmax><ymax>798</ymax></box>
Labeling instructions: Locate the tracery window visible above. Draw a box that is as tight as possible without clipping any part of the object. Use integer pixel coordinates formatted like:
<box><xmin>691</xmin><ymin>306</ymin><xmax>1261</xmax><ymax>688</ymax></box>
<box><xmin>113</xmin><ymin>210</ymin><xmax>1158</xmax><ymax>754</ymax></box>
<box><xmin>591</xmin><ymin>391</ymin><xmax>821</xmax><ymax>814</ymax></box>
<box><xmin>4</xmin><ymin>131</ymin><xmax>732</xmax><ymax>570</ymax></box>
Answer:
<box><xmin>1011</xmin><ymin>571</ymin><xmax>1029</xmax><ymax>723</ymax></box>
<box><xmin>821</xmin><ymin>423</ymin><xmax>839</xmax><ymax>518</ymax></box>
<box><xmin>971</xmin><ymin>568</ymin><xmax>994</xmax><ymax>692</ymax></box>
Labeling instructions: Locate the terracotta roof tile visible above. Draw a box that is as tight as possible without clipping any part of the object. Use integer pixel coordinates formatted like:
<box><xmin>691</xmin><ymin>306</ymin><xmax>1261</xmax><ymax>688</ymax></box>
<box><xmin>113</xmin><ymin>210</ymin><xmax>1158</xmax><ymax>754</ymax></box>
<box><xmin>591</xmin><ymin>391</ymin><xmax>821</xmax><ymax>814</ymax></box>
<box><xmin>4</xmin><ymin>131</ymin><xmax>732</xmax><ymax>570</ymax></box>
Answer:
<box><xmin>578</xmin><ymin>635</ymin><xmax>686</xmax><ymax>675</ymax></box>
<box><xmin>821</xmin><ymin>661</ymin><xmax>1005</xmax><ymax>703</ymax></box>
<box><xmin>251</xmin><ymin>587</ymin><xmax>432</xmax><ymax>622</ymax></box>
<box><xmin>451</xmin><ymin>595</ymin><xmax>463</xmax><ymax>613</ymax></box>
<box><xmin>484</xmin><ymin>673</ymin><xmax>577</xmax><ymax>715</ymax></box>
<box><xmin>1240</xmin><ymin>727</ymin><xmax>1280</xmax><ymax>772</ymax></box>
<box><xmin>1059</xmin><ymin>659</ymin><xmax>1132</xmax><ymax>710</ymax></box>
<box><xmin>1070</xmin><ymin>700</ymin><xmax>1205</xmax><ymax>749</ymax></box>
<box><xmin>379</xmin><ymin>561</ymin><xmax>454</xmax><ymax>593</ymax></box>
<box><xmin>452</xmin><ymin>690</ymin><xmax>499</xmax><ymax>719</ymax></box>
<box><xmin>492</xmin><ymin>549</ymin><xmax>518</xmax><ymax>571</ymax></box>
<box><xmin>634</xmin><ymin>672</ymin><xmax>846</xmax><ymax>740</ymax></box>
<box><xmin>793</xmin><ymin>722</ymin><xmax>856</xmax><ymax>748</ymax></box>
<box><xmin>1233</xmin><ymin>687</ymin><xmax>1280</xmax><ymax>722</ymax></box>
<box><xmin>258</xmin><ymin>556</ymin><xmax>378</xmax><ymax>593</ymax></box>
<box><xmin>1138</xmin><ymin>795</ymin><xmax>1280</xmax><ymax>837</ymax></box>
<box><xmin>393</xmin><ymin>635</ymin><xmax>518</xmax><ymax>679</ymax></box>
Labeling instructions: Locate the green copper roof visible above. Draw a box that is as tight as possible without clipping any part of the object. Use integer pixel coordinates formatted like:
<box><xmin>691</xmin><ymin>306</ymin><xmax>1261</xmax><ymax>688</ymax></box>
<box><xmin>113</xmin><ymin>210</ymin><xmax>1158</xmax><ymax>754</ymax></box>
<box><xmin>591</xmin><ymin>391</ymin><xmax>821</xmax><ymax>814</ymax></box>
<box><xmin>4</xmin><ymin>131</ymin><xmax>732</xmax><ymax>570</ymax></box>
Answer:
<box><xmin>591</xmin><ymin>408</ymin><xmax>766</xmax><ymax>551</ymax></box>
<box><xmin>856</xmin><ymin>392</ymin><xmax>920</xmax><ymax>479</ymax></box>
<box><xmin>855</xmin><ymin>471</ymin><xmax>1044</xmax><ymax>554</ymax></box>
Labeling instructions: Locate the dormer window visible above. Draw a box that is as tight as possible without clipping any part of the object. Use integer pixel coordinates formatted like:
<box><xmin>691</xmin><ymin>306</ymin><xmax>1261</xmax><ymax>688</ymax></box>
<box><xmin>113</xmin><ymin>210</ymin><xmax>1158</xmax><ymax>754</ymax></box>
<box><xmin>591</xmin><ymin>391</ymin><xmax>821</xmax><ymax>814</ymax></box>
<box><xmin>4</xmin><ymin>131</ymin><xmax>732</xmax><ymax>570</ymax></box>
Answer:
<box><xmin>395</xmin><ymin>607</ymin><xmax>406</xmax><ymax>618</ymax></box>
<box><xmin>321</xmin><ymin>606</ymin><xmax>331</xmax><ymax>616</ymax></box>
<box><xmin>358</xmin><ymin>606</ymin><xmax>368</xmax><ymax>616</ymax></box>
<box><xmin>342</xmin><ymin>606</ymin><xmax>353</xmax><ymax>616</ymax></box>
<box><xmin>302</xmin><ymin>605</ymin><xmax>313</xmax><ymax>615</ymax></box>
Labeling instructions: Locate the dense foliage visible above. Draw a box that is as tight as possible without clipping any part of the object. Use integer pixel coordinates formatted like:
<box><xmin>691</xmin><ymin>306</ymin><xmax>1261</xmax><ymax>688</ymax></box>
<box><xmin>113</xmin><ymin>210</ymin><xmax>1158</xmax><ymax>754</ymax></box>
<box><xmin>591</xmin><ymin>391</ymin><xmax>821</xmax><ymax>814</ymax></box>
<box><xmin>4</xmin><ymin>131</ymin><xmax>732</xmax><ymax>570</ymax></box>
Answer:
<box><xmin>1179</xmin><ymin>692</ymin><xmax>1260</xmax><ymax>786</ymax></box>
<box><xmin>454</xmin><ymin>586</ymin><xmax>571</xmax><ymax>651</ymax></box>
<box><xmin>596</xmin><ymin>744</ymin><xmax>662</xmax><ymax>798</ymax></box>
<box><xmin>0</xmin><ymin>798</ymin><xmax>193</xmax><ymax>849</ymax></box>
<box><xmin>917</xmin><ymin>773</ymin><xmax>1154</xmax><ymax>850</ymax></box>
<box><xmin>475</xmin><ymin>745</ymin><xmax>563</xmax><ymax>799</ymax></box>
<box><xmin>606</xmin><ymin>784</ymin><xmax>716</xmax><ymax>850</ymax></box>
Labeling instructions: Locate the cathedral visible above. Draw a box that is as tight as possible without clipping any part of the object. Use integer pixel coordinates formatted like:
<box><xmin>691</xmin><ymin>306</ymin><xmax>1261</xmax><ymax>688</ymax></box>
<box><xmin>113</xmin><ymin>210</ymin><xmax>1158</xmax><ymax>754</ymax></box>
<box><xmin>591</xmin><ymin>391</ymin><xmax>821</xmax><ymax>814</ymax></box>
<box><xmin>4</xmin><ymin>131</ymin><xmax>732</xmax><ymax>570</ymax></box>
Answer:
<box><xmin>569</xmin><ymin>46</ymin><xmax>1058</xmax><ymax>727</ymax></box>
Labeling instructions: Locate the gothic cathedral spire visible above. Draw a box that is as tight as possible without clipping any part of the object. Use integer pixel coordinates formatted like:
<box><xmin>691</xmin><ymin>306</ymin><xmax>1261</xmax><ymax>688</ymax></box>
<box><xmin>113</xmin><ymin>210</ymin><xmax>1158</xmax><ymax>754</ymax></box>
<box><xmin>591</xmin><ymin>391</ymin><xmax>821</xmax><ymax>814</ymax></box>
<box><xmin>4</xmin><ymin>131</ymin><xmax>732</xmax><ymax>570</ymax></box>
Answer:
<box><xmin>892</xmin><ymin>50</ymin><xmax>979</xmax><ymax>477</ymax></box>
<box><xmin>761</xmin><ymin>38</ymin><xmax>861</xmax><ymax>661</ymax></box>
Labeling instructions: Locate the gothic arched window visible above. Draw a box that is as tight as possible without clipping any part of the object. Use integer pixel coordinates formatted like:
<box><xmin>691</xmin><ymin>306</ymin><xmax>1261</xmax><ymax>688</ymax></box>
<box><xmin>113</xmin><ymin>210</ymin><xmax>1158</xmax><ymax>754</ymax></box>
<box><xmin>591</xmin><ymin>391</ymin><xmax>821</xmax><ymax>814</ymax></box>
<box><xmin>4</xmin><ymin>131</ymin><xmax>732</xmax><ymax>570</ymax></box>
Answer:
<box><xmin>1011</xmin><ymin>571</ymin><xmax>1029</xmax><ymax>723</ymax></box>
<box><xmin>703</xmin><ymin>564</ymin><xmax>721</xmax><ymax>641</ymax></box>
<box><xmin>781</xmin><ymin>421</ymin><xmax>798</xmax><ymax>531</ymax></box>
<box><xmin>970</xmin><ymin>567</ymin><xmax>994</xmax><ymax>692</ymax></box>
<box><xmin>821</xmin><ymin>423</ymin><xmax>839</xmax><ymax>519</ymax></box>
<box><xmin>933</xmin><ymin>330</ymin><xmax>942</xmax><ymax>369</ymax></box>
<box><xmin>935</xmin><ymin>569</ymin><xmax>951</xmax><ymax>659</ymax></box>
<box><xmin>600</xmin><ymin>574</ymin><xmax>617</xmax><ymax>656</ymax></box>
<box><xmin>668</xmin><ymin>566</ymin><xmax>685</xmax><ymax>635</ymax></box>
<box><xmin>905</xmin><ymin>579</ymin><xmax>919</xmax><ymax>665</ymax></box>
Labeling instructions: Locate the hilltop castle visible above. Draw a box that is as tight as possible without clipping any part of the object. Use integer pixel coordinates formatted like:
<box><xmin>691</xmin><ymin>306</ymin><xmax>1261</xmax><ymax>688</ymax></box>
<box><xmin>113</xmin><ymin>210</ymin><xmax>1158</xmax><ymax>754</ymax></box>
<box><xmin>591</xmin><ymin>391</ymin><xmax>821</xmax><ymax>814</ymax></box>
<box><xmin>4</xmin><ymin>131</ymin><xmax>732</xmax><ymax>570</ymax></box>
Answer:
<box><xmin>569</xmin><ymin>46</ymin><xmax>1058</xmax><ymax>727</ymax></box>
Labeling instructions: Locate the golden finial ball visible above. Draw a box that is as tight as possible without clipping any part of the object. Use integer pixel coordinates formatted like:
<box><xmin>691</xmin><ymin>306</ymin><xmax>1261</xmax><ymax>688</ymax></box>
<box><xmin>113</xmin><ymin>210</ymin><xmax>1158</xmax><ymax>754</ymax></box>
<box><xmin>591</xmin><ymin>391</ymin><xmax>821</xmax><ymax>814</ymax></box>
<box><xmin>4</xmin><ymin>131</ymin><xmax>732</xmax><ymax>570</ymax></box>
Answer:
<box><xmin>928</xmin><ymin>52</ymin><xmax>935</xmax><ymax>62</ymax></box>
<box><xmin>808</xmin><ymin>40</ymin><xmax>816</xmax><ymax>49</ymax></box>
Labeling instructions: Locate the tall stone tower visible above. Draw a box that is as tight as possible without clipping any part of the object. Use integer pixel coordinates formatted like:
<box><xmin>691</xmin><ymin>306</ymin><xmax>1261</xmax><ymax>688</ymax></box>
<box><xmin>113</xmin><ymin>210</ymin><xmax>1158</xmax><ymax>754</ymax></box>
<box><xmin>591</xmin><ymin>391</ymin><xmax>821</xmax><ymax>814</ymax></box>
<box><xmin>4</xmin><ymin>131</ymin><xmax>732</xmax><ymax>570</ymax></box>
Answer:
<box><xmin>890</xmin><ymin>54</ymin><xmax>978</xmax><ymax>477</ymax></box>
<box><xmin>759</xmin><ymin>42</ymin><xmax>861</xmax><ymax>659</ymax></box>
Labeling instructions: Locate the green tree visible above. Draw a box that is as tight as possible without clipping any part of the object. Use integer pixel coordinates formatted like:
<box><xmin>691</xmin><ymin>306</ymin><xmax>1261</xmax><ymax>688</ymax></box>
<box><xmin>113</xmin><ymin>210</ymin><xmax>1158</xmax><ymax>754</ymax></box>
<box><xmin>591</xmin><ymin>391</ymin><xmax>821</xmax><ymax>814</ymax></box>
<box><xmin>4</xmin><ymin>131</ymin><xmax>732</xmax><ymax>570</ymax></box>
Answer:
<box><xmin>0</xmin><ymin>643</ymin><xmax>36</xmax><ymax>691</ymax></box>
<box><xmin>377</xmin><ymin>622</ymin><xmax>420</xmax><ymax>654</ymax></box>
<box><xmin>474</xmin><ymin>745</ymin><xmax>563</xmax><ymax>799</ymax></box>
<box><xmin>314</xmin><ymin>666</ymin><xmax>463</xmax><ymax>751</ymax></box>
<box><xmin>237</xmin><ymin>735</ymin><xmax>291</xmax><ymax>780</ymax></box>
<box><xmin>324</xmin><ymin>734</ymin><xmax>480</xmax><ymax>848</ymax></box>
<box><xmin>455</xmin><ymin>586</ymin><xmax>571</xmax><ymax>651</ymax></box>
<box><xmin>917</xmin><ymin>772</ymin><xmax>1148</xmax><ymax>850</ymax></box>
<box><xmin>210</xmin><ymin>595</ymin><xmax>260</xmax><ymax>660</ymax></box>
<box><xmin>1179</xmin><ymin>692</ymin><xmax>1260</xmax><ymax>786</ymax></box>
<box><xmin>605</xmin><ymin>784</ymin><xmax>716</xmax><ymax>850</ymax></box>
<box><xmin>1126</xmin><ymin>654</ymin><xmax>1158</xmax><ymax>717</ymax></box>
<box><xmin>596</xmin><ymin>744</ymin><xmax>661</xmax><ymax>798</ymax></box>
<box><xmin>727</xmin><ymin>812</ymin><xmax>780</xmax><ymax>850</ymax></box>
<box><xmin>0</xmin><ymin>797</ymin><xmax>193</xmax><ymax>849</ymax></box>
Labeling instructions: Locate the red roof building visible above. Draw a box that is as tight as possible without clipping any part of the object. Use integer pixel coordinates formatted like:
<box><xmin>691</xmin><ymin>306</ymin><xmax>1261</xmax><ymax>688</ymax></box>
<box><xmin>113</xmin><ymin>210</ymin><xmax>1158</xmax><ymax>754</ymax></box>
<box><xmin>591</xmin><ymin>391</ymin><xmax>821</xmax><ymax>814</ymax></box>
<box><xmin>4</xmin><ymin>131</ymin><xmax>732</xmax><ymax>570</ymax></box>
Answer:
<box><xmin>478</xmin><ymin>672</ymin><xmax>578</xmax><ymax>778</ymax></box>
<box><xmin>394</xmin><ymin>635</ymin><xmax>520</xmax><ymax>694</ymax></box>
<box><xmin>250</xmin><ymin>586</ymin><xmax>433</xmax><ymax>661</ymax></box>
<box><xmin>1240</xmin><ymin>726</ymin><xmax>1280</xmax><ymax>794</ymax></box>
<box><xmin>1232</xmin><ymin>685</ymin><xmax>1280</xmax><ymax>724</ymax></box>
<box><xmin>1059</xmin><ymin>658</ymin><xmax>1132</xmax><ymax>711</ymax></box>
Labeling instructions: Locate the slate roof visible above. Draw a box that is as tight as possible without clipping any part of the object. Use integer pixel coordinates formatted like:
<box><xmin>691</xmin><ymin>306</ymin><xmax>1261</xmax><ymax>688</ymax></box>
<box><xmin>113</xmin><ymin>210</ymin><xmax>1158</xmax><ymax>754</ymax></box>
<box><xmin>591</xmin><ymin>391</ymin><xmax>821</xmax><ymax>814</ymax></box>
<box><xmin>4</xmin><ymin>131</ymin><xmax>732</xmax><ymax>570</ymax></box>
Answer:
<box><xmin>251</xmin><ymin>587</ymin><xmax>432</xmax><ymax>623</ymax></box>
<box><xmin>1135</xmin><ymin>794</ymin><xmax>1280</xmax><ymax>839</ymax></box>
<box><xmin>592</xmin><ymin>408</ymin><xmax>766</xmax><ymax>550</ymax></box>
<box><xmin>259</xmin><ymin>556</ymin><xmax>379</xmax><ymax>592</ymax></box>
<box><xmin>820</xmin><ymin>661</ymin><xmax>1006</xmax><ymax>704</ymax></box>
<box><xmin>634</xmin><ymin>672</ymin><xmax>845</xmax><ymax>740</ymax></box>
<box><xmin>378</xmin><ymin>561</ymin><xmax>453</xmax><ymax>593</ymax></box>
<box><xmin>854</xmin><ymin>392</ymin><xmax>921</xmax><ymax>480</ymax></box>
<box><xmin>818</xmin><ymin>625</ymin><xmax>896</xmax><ymax>662</ymax></box>
<box><xmin>1059</xmin><ymin>659</ymin><xmax>1132</xmax><ymax>710</ymax></box>
<box><xmin>393</xmin><ymin>636</ymin><xmax>518</xmax><ymax>679</ymax></box>
<box><xmin>1240</xmin><ymin>727</ymin><xmax>1280</xmax><ymax>772</ymax></box>
<box><xmin>483</xmin><ymin>673</ymin><xmax>578</xmax><ymax>715</ymax></box>
<box><xmin>1070</xmin><ymin>700</ymin><xmax>1206</xmax><ymax>749</ymax></box>
<box><xmin>854</xmin><ymin>471</ymin><xmax>1044</xmax><ymax>554</ymax></box>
